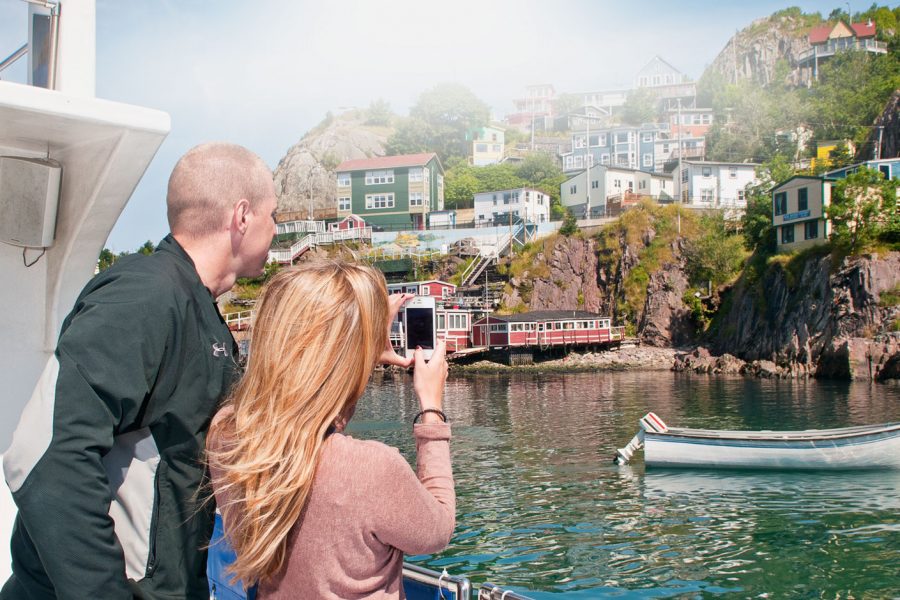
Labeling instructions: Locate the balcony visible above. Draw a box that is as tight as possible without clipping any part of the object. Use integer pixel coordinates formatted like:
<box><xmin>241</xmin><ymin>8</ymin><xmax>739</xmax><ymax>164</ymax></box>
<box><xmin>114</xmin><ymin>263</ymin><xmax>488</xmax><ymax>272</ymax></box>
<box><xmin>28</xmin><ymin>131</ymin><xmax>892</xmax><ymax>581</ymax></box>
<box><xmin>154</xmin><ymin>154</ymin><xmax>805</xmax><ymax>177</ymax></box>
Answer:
<box><xmin>798</xmin><ymin>38</ymin><xmax>888</xmax><ymax>64</ymax></box>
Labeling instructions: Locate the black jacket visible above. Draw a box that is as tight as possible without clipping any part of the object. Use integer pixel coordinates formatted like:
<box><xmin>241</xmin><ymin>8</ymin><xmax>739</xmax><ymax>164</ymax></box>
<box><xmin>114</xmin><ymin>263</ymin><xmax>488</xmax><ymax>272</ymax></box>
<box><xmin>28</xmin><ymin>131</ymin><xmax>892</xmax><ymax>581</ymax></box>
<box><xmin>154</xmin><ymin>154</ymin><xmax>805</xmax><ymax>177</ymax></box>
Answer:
<box><xmin>2</xmin><ymin>235</ymin><xmax>239</xmax><ymax>599</ymax></box>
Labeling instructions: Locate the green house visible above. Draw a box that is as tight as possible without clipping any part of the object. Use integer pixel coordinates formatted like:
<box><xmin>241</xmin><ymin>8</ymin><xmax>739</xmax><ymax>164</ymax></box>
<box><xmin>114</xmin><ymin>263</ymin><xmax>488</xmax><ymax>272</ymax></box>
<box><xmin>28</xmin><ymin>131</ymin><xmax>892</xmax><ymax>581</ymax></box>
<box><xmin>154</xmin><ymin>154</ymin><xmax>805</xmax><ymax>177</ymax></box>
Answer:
<box><xmin>334</xmin><ymin>153</ymin><xmax>444</xmax><ymax>230</ymax></box>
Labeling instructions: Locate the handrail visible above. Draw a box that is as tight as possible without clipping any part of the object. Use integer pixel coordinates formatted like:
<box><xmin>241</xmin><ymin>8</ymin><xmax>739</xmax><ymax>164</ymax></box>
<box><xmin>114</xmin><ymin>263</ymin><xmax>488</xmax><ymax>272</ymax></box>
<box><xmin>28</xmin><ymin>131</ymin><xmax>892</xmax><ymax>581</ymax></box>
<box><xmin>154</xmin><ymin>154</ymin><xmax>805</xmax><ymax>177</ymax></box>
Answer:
<box><xmin>0</xmin><ymin>43</ymin><xmax>27</xmax><ymax>75</ymax></box>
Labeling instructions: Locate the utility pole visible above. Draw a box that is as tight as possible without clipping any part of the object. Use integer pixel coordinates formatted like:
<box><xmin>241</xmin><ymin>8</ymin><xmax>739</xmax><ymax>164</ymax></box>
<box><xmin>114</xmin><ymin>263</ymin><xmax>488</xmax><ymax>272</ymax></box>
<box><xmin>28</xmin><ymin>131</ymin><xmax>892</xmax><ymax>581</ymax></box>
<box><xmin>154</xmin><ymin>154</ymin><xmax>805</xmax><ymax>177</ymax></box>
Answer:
<box><xmin>585</xmin><ymin>97</ymin><xmax>591</xmax><ymax>219</ymax></box>
<box><xmin>875</xmin><ymin>126</ymin><xmax>883</xmax><ymax>160</ymax></box>
<box><xmin>677</xmin><ymin>98</ymin><xmax>683</xmax><ymax>235</ymax></box>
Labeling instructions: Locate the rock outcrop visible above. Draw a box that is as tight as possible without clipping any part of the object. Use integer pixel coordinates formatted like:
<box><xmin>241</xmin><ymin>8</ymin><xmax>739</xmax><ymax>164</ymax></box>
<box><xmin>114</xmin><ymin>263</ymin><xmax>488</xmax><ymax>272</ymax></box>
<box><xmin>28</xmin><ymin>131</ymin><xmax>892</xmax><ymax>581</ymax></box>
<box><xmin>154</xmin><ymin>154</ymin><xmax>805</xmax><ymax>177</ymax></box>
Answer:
<box><xmin>711</xmin><ymin>251</ymin><xmax>900</xmax><ymax>380</ymax></box>
<box><xmin>273</xmin><ymin>112</ymin><xmax>393</xmax><ymax>215</ymax></box>
<box><xmin>705</xmin><ymin>13</ymin><xmax>816</xmax><ymax>86</ymax></box>
<box><xmin>638</xmin><ymin>256</ymin><xmax>693</xmax><ymax>347</ymax></box>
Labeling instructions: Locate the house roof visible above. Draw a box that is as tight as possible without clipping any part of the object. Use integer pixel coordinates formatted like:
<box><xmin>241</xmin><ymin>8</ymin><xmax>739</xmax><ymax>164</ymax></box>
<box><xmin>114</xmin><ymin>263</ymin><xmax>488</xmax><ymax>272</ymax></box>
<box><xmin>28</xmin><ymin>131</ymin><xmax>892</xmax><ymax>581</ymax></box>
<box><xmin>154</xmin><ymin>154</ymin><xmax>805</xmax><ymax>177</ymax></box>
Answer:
<box><xmin>771</xmin><ymin>174</ymin><xmax>837</xmax><ymax>192</ymax></box>
<box><xmin>336</xmin><ymin>153</ymin><xmax>438</xmax><ymax>172</ymax></box>
<box><xmin>809</xmin><ymin>21</ymin><xmax>876</xmax><ymax>44</ymax></box>
<box><xmin>636</xmin><ymin>55</ymin><xmax>684</xmax><ymax>77</ymax></box>
<box><xmin>481</xmin><ymin>310</ymin><xmax>606</xmax><ymax>323</ymax></box>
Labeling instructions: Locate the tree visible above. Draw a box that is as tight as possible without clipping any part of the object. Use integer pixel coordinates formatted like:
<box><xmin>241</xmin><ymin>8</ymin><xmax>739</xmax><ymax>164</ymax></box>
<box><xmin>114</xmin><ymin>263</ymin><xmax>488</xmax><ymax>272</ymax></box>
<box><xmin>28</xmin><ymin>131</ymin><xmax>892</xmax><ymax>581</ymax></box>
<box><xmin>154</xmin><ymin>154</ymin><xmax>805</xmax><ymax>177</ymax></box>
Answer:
<box><xmin>683</xmin><ymin>215</ymin><xmax>747</xmax><ymax>287</ymax></box>
<box><xmin>98</xmin><ymin>248</ymin><xmax>116</xmax><ymax>272</ymax></box>
<box><xmin>559</xmin><ymin>210</ymin><xmax>579</xmax><ymax>236</ymax></box>
<box><xmin>384</xmin><ymin>117</ymin><xmax>430</xmax><ymax>156</ymax></box>
<box><xmin>827</xmin><ymin>166</ymin><xmax>899</xmax><ymax>253</ymax></box>
<box><xmin>515</xmin><ymin>152</ymin><xmax>561</xmax><ymax>185</ymax></box>
<box><xmin>620</xmin><ymin>88</ymin><xmax>658</xmax><ymax>125</ymax></box>
<box><xmin>138</xmin><ymin>240</ymin><xmax>155</xmax><ymax>256</ymax></box>
<box><xmin>386</xmin><ymin>84</ymin><xmax>490</xmax><ymax>162</ymax></box>
<box><xmin>742</xmin><ymin>155</ymin><xmax>796</xmax><ymax>253</ymax></box>
<box><xmin>365</xmin><ymin>99</ymin><xmax>393</xmax><ymax>126</ymax></box>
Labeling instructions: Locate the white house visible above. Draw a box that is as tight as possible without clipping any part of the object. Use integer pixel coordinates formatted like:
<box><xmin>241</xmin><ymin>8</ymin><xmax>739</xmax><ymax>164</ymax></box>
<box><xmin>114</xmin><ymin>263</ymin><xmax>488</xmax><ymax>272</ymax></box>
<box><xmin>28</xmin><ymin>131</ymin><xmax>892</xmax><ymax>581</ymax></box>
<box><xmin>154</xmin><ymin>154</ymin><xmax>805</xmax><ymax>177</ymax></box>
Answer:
<box><xmin>560</xmin><ymin>165</ymin><xmax>673</xmax><ymax>218</ymax></box>
<box><xmin>473</xmin><ymin>188</ymin><xmax>550</xmax><ymax>225</ymax></box>
<box><xmin>674</xmin><ymin>161</ymin><xmax>759</xmax><ymax>210</ymax></box>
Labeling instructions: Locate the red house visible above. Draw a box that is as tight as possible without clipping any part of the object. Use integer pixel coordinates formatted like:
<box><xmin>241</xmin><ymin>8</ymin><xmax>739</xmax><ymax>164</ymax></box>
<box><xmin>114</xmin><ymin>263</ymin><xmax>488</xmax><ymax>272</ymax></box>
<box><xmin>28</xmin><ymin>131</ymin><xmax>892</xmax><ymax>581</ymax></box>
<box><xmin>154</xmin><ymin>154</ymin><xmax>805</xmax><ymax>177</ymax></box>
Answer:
<box><xmin>472</xmin><ymin>310</ymin><xmax>623</xmax><ymax>348</ymax></box>
<box><xmin>329</xmin><ymin>214</ymin><xmax>367</xmax><ymax>231</ymax></box>
<box><xmin>386</xmin><ymin>279</ymin><xmax>456</xmax><ymax>299</ymax></box>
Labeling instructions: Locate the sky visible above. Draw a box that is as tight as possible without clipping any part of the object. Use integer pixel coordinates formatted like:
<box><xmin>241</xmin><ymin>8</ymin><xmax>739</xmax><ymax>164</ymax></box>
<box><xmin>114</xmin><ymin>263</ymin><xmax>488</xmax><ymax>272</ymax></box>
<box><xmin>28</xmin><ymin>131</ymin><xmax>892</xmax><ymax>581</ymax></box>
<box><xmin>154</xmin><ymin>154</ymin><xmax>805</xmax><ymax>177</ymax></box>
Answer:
<box><xmin>0</xmin><ymin>0</ymin><xmax>888</xmax><ymax>250</ymax></box>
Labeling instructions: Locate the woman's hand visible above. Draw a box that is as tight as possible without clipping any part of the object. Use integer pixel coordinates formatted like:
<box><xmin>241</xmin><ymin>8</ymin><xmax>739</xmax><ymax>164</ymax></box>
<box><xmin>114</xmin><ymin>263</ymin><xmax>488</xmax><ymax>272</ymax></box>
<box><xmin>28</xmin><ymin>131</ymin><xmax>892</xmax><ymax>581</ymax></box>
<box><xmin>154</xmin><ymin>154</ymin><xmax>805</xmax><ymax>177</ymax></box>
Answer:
<box><xmin>413</xmin><ymin>339</ymin><xmax>448</xmax><ymax>424</ymax></box>
<box><xmin>379</xmin><ymin>293</ymin><xmax>414</xmax><ymax>368</ymax></box>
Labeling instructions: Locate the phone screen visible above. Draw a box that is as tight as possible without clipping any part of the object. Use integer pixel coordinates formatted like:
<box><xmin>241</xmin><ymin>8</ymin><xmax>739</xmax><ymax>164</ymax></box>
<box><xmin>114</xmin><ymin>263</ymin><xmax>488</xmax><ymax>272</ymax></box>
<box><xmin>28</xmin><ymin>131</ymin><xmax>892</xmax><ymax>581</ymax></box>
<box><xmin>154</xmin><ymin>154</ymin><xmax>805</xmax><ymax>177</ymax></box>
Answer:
<box><xmin>406</xmin><ymin>307</ymin><xmax>435</xmax><ymax>350</ymax></box>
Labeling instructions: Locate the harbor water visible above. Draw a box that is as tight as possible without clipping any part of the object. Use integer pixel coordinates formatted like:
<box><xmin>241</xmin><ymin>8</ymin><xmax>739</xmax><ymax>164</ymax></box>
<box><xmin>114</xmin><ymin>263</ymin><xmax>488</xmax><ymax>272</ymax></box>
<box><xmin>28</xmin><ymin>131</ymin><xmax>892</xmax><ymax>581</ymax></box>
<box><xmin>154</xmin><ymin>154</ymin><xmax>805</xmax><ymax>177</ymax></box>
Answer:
<box><xmin>348</xmin><ymin>371</ymin><xmax>900</xmax><ymax>598</ymax></box>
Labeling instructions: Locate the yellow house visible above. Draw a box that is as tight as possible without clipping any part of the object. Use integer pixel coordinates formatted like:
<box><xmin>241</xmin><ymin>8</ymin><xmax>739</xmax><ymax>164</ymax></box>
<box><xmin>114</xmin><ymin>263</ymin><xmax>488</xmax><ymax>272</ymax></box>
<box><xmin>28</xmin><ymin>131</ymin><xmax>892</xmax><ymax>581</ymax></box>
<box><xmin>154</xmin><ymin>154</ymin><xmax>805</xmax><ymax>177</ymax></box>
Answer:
<box><xmin>772</xmin><ymin>175</ymin><xmax>836</xmax><ymax>251</ymax></box>
<box><xmin>811</xmin><ymin>139</ymin><xmax>855</xmax><ymax>171</ymax></box>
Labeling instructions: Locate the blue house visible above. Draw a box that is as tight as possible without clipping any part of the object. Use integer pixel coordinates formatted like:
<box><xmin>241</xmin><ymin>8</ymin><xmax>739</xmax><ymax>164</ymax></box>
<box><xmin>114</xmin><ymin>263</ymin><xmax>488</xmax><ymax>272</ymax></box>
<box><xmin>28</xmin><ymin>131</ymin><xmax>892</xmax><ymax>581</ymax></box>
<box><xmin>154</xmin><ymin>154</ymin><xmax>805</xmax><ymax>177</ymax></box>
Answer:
<box><xmin>560</xmin><ymin>123</ymin><xmax>670</xmax><ymax>173</ymax></box>
<box><xmin>825</xmin><ymin>158</ymin><xmax>900</xmax><ymax>181</ymax></box>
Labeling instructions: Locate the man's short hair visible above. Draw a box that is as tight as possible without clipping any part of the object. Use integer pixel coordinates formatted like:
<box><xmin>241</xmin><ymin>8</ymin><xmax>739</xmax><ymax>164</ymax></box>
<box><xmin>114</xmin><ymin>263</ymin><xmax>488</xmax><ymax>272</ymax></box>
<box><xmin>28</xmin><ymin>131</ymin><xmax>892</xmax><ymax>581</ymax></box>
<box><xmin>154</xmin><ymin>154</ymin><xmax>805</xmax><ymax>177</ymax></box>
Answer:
<box><xmin>167</xmin><ymin>143</ymin><xmax>273</xmax><ymax>238</ymax></box>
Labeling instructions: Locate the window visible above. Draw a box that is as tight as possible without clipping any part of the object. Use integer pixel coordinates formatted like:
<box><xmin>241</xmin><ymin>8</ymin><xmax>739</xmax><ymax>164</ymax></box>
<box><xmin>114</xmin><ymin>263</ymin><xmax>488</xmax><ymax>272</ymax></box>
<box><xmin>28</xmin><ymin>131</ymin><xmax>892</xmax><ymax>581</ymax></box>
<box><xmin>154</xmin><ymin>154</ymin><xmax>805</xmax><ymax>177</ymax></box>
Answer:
<box><xmin>491</xmin><ymin>133</ymin><xmax>498</xmax><ymax>142</ymax></box>
<box><xmin>574</xmin><ymin>156</ymin><xmax>583</xmax><ymax>169</ymax></box>
<box><xmin>591</xmin><ymin>180</ymin><xmax>599</xmax><ymax>189</ymax></box>
<box><xmin>476</xmin><ymin>143</ymin><xmax>488</xmax><ymax>153</ymax></box>
<box><xmin>365</xmin><ymin>193</ymin><xmax>395</xmax><ymax>209</ymax></box>
<box><xmin>337</xmin><ymin>173</ymin><xmax>351</xmax><ymax>187</ymax></box>
<box><xmin>701</xmin><ymin>188</ymin><xmax>714</xmax><ymax>203</ymax></box>
<box><xmin>564</xmin><ymin>156</ymin><xmax>574</xmax><ymax>170</ymax></box>
<box><xmin>574</xmin><ymin>136</ymin><xmax>586</xmax><ymax>149</ymax></box>
<box><xmin>662</xmin><ymin>143</ymin><xmax>670</xmax><ymax>153</ymax></box>
<box><xmin>774</xmin><ymin>192</ymin><xmax>787</xmax><ymax>216</ymax></box>
<box><xmin>639</xmin><ymin>180</ymin><xmax>647</xmax><ymax>190</ymax></box>
<box><xmin>729</xmin><ymin>167</ymin><xmax>738</xmax><ymax>179</ymax></box>
<box><xmin>682</xmin><ymin>169</ymin><xmax>689</xmax><ymax>183</ymax></box>
<box><xmin>643</xmin><ymin>133</ymin><xmax>653</xmax><ymax>143</ymax></box>
<box><xmin>600</xmin><ymin>154</ymin><xmax>610</xmax><ymax>165</ymax></box>
<box><xmin>598</xmin><ymin>133</ymin><xmax>607</xmax><ymax>146</ymax></box>
<box><xmin>409</xmin><ymin>192</ymin><xmax>423</xmax><ymax>207</ymax></box>
<box><xmin>408</xmin><ymin>168</ymin><xmax>423</xmax><ymax>182</ymax></box>
<box><xmin>643</xmin><ymin>153</ymin><xmax>652</xmax><ymax>167</ymax></box>
<box><xmin>804</xmin><ymin>220</ymin><xmax>818</xmax><ymax>240</ymax></box>
<box><xmin>798</xmin><ymin>187</ymin><xmax>808</xmax><ymax>211</ymax></box>
<box><xmin>447</xmin><ymin>314</ymin><xmax>466</xmax><ymax>330</ymax></box>
<box><xmin>570</xmin><ymin>185</ymin><xmax>577</xmax><ymax>194</ymax></box>
<box><xmin>365</xmin><ymin>169</ymin><xmax>394</xmax><ymax>185</ymax></box>
<box><xmin>437</xmin><ymin>314</ymin><xmax>446</xmax><ymax>330</ymax></box>
<box><xmin>781</xmin><ymin>224</ymin><xmax>794</xmax><ymax>244</ymax></box>
<box><xmin>880</xmin><ymin>165</ymin><xmax>891</xmax><ymax>179</ymax></box>
<box><xmin>614</xmin><ymin>179</ymin><xmax>621</xmax><ymax>189</ymax></box>
<box><xmin>701</xmin><ymin>166</ymin><xmax>712</xmax><ymax>177</ymax></box>
<box><xmin>338</xmin><ymin>196</ymin><xmax>351</xmax><ymax>211</ymax></box>
<box><xmin>492</xmin><ymin>144</ymin><xmax>502</xmax><ymax>152</ymax></box>
<box><xmin>737</xmin><ymin>190</ymin><xmax>745</xmax><ymax>202</ymax></box>
<box><xmin>614</xmin><ymin>132</ymin><xmax>630</xmax><ymax>144</ymax></box>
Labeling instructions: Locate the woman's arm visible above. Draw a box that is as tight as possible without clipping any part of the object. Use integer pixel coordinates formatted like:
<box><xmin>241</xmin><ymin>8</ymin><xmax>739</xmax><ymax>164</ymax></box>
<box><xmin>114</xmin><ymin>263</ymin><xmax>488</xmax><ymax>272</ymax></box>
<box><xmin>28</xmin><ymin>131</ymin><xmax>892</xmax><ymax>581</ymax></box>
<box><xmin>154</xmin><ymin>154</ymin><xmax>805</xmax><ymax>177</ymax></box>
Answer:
<box><xmin>370</xmin><ymin>339</ymin><xmax>455</xmax><ymax>554</ymax></box>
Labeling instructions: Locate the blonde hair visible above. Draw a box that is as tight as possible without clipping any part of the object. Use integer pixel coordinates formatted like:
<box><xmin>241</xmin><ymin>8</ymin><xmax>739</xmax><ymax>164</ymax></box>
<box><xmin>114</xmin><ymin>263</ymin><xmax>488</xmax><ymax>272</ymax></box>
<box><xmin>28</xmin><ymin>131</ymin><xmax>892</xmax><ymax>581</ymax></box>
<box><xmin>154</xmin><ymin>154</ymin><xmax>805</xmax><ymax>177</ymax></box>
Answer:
<box><xmin>167</xmin><ymin>142</ymin><xmax>273</xmax><ymax>238</ymax></box>
<box><xmin>208</xmin><ymin>260</ymin><xmax>389</xmax><ymax>584</ymax></box>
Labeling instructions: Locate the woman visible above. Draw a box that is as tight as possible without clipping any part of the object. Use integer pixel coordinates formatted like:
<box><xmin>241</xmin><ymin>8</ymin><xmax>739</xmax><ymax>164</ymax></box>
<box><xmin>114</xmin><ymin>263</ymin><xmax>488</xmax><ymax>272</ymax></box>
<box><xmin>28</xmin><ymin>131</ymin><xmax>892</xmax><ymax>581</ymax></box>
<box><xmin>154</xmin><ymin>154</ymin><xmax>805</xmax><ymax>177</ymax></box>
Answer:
<box><xmin>207</xmin><ymin>260</ymin><xmax>453</xmax><ymax>599</ymax></box>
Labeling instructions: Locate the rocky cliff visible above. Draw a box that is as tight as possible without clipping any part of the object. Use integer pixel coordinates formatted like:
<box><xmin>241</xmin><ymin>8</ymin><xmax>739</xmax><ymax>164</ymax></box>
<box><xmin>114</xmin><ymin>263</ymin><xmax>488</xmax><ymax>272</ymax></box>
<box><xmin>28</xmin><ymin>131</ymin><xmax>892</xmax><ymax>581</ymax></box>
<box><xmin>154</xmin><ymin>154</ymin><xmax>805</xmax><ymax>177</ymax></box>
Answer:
<box><xmin>499</xmin><ymin>210</ymin><xmax>696</xmax><ymax>347</ymax></box>
<box><xmin>705</xmin><ymin>11</ymin><xmax>819</xmax><ymax>87</ymax></box>
<box><xmin>710</xmin><ymin>251</ymin><xmax>900</xmax><ymax>379</ymax></box>
<box><xmin>273</xmin><ymin>111</ymin><xmax>394</xmax><ymax>215</ymax></box>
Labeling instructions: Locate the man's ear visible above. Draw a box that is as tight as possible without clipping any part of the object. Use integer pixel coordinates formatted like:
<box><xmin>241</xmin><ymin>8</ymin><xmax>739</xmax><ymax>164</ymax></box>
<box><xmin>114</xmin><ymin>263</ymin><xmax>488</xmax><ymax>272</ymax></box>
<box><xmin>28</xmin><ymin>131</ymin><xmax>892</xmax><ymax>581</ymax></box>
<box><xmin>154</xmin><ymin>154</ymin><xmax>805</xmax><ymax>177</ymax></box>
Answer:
<box><xmin>232</xmin><ymin>198</ymin><xmax>251</xmax><ymax>234</ymax></box>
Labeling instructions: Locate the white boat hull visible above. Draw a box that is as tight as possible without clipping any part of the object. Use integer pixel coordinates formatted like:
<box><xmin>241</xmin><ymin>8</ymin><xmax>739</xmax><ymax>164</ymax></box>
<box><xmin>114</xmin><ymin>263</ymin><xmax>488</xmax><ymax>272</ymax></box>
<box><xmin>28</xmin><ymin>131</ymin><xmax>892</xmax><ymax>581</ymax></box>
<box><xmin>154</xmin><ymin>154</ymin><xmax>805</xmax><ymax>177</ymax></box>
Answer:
<box><xmin>644</xmin><ymin>423</ymin><xmax>900</xmax><ymax>470</ymax></box>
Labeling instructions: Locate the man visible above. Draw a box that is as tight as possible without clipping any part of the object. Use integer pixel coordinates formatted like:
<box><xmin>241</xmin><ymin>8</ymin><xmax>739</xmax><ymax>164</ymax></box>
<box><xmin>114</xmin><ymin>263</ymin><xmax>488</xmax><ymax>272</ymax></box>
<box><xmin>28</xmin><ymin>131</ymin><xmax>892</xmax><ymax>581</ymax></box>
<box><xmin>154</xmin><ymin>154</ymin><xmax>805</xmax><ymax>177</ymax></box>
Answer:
<box><xmin>2</xmin><ymin>143</ymin><xmax>278</xmax><ymax>599</ymax></box>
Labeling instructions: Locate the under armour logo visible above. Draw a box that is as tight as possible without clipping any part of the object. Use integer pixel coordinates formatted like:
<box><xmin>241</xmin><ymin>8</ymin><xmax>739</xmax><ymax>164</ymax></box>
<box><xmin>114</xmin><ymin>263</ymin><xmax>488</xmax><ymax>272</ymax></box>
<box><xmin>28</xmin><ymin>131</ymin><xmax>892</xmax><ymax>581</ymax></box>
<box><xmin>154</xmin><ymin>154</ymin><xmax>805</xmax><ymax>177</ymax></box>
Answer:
<box><xmin>212</xmin><ymin>342</ymin><xmax>228</xmax><ymax>357</ymax></box>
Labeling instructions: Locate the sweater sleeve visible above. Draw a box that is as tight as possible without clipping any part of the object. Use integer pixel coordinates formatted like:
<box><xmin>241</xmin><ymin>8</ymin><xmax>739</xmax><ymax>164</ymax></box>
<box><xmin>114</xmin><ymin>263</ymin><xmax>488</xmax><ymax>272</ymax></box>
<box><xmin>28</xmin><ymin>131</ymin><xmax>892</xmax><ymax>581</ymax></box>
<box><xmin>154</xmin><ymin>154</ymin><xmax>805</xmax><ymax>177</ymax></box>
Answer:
<box><xmin>3</xmin><ymin>267</ymin><xmax>175</xmax><ymax>599</ymax></box>
<box><xmin>370</xmin><ymin>423</ymin><xmax>455</xmax><ymax>555</ymax></box>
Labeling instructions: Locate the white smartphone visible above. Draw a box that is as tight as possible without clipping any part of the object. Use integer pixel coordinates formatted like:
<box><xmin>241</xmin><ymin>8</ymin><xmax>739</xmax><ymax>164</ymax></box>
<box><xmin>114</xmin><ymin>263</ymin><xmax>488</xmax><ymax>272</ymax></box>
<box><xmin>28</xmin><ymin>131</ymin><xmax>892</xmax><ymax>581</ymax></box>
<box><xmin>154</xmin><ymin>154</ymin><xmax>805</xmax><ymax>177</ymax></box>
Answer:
<box><xmin>403</xmin><ymin>296</ymin><xmax>436</xmax><ymax>360</ymax></box>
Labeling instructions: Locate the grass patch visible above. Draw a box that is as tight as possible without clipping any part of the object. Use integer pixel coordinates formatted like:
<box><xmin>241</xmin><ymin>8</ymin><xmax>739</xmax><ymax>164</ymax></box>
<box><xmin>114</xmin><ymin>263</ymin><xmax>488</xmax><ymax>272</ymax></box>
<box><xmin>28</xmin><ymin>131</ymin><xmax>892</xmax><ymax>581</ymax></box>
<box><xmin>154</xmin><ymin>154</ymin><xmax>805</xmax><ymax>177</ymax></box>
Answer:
<box><xmin>880</xmin><ymin>284</ymin><xmax>900</xmax><ymax>308</ymax></box>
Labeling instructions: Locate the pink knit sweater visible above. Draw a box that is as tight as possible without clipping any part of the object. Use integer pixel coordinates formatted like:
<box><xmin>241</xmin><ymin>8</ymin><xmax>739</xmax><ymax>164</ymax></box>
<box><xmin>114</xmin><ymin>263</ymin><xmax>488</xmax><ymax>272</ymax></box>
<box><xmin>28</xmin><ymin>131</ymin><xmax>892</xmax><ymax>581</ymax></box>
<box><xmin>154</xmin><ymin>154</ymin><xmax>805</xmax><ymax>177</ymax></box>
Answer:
<box><xmin>208</xmin><ymin>411</ymin><xmax>455</xmax><ymax>599</ymax></box>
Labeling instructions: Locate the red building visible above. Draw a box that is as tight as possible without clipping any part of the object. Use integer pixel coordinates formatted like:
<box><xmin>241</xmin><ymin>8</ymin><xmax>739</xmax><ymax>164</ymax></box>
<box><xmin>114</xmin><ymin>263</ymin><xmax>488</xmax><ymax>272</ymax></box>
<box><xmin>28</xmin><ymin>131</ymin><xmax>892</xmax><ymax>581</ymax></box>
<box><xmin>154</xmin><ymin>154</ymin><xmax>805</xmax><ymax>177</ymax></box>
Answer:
<box><xmin>472</xmin><ymin>311</ymin><xmax>623</xmax><ymax>349</ymax></box>
<box><xmin>387</xmin><ymin>279</ymin><xmax>456</xmax><ymax>299</ymax></box>
<box><xmin>329</xmin><ymin>214</ymin><xmax>367</xmax><ymax>231</ymax></box>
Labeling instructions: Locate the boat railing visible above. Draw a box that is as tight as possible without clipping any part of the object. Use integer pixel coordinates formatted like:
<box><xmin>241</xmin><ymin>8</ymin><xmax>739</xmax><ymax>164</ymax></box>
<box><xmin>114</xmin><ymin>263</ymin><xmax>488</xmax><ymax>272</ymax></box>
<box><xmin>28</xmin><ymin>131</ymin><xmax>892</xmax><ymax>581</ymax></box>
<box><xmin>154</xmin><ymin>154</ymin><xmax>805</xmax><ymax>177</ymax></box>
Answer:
<box><xmin>403</xmin><ymin>563</ymin><xmax>471</xmax><ymax>600</ymax></box>
<box><xmin>478</xmin><ymin>582</ymin><xmax>534</xmax><ymax>599</ymax></box>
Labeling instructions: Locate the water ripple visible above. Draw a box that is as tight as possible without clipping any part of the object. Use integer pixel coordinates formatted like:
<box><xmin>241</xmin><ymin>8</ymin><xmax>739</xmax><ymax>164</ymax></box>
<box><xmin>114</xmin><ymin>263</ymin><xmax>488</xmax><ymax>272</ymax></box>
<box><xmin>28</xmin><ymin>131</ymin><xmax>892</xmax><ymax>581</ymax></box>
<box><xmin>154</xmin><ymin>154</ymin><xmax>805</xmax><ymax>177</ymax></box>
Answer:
<box><xmin>350</xmin><ymin>372</ymin><xmax>900</xmax><ymax>598</ymax></box>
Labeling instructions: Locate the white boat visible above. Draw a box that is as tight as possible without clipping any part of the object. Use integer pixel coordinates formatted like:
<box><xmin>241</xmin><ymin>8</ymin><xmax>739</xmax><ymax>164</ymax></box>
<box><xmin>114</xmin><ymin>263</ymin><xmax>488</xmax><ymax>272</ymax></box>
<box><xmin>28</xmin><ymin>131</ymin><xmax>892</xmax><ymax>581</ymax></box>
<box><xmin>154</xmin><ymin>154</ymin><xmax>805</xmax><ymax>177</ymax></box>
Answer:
<box><xmin>615</xmin><ymin>412</ymin><xmax>900</xmax><ymax>470</ymax></box>
<box><xmin>1</xmin><ymin>0</ymin><xmax>169</xmax><ymax>582</ymax></box>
